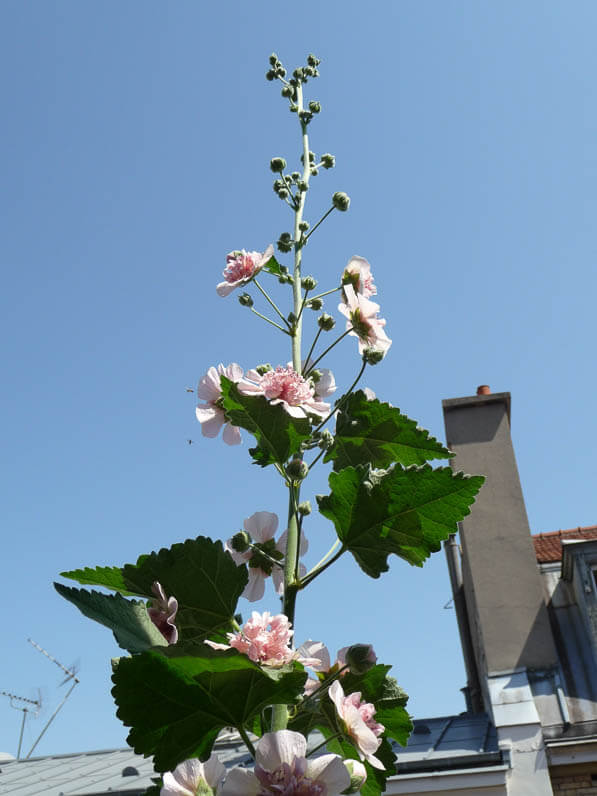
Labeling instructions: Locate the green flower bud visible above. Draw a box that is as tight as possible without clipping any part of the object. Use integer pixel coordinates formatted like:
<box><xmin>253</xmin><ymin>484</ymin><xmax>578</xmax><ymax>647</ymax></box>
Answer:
<box><xmin>299</xmin><ymin>111</ymin><xmax>313</xmax><ymax>124</ymax></box>
<box><xmin>287</xmin><ymin>311</ymin><xmax>297</xmax><ymax>325</ymax></box>
<box><xmin>298</xmin><ymin>500</ymin><xmax>312</xmax><ymax>516</ymax></box>
<box><xmin>308</xmin><ymin>100</ymin><xmax>321</xmax><ymax>113</ymax></box>
<box><xmin>318</xmin><ymin>313</ymin><xmax>335</xmax><ymax>331</ymax></box>
<box><xmin>307</xmin><ymin>54</ymin><xmax>321</xmax><ymax>67</ymax></box>
<box><xmin>321</xmin><ymin>153</ymin><xmax>335</xmax><ymax>169</ymax></box>
<box><xmin>297</xmin><ymin>180</ymin><xmax>308</xmax><ymax>192</ymax></box>
<box><xmin>291</xmin><ymin>171</ymin><xmax>301</xmax><ymax>181</ymax></box>
<box><xmin>309</xmin><ymin>369</ymin><xmax>322</xmax><ymax>383</ymax></box>
<box><xmin>363</xmin><ymin>348</ymin><xmax>385</xmax><ymax>365</ymax></box>
<box><xmin>308</xmin><ymin>297</ymin><xmax>323</xmax><ymax>310</ymax></box>
<box><xmin>318</xmin><ymin>429</ymin><xmax>334</xmax><ymax>450</ymax></box>
<box><xmin>293</xmin><ymin>68</ymin><xmax>303</xmax><ymax>80</ymax></box>
<box><xmin>289</xmin><ymin>104</ymin><xmax>298</xmax><ymax>113</ymax></box>
<box><xmin>238</xmin><ymin>292</ymin><xmax>253</xmax><ymax>307</ymax></box>
<box><xmin>270</xmin><ymin>157</ymin><xmax>287</xmax><ymax>173</ymax></box>
<box><xmin>269</xmin><ymin>53</ymin><xmax>279</xmax><ymax>66</ymax></box>
<box><xmin>300</xmin><ymin>151</ymin><xmax>316</xmax><ymax>164</ymax></box>
<box><xmin>301</xmin><ymin>275</ymin><xmax>317</xmax><ymax>290</ymax></box>
<box><xmin>286</xmin><ymin>459</ymin><xmax>309</xmax><ymax>481</ymax></box>
<box><xmin>229</xmin><ymin>531</ymin><xmax>251</xmax><ymax>554</ymax></box>
<box><xmin>277</xmin><ymin>236</ymin><xmax>293</xmax><ymax>253</ymax></box>
<box><xmin>277</xmin><ymin>67</ymin><xmax>287</xmax><ymax>78</ymax></box>
<box><xmin>273</xmin><ymin>179</ymin><xmax>284</xmax><ymax>193</ymax></box>
<box><xmin>298</xmin><ymin>220</ymin><xmax>310</xmax><ymax>232</ymax></box>
<box><xmin>265</xmin><ymin>69</ymin><xmax>276</xmax><ymax>81</ymax></box>
<box><xmin>310</xmin><ymin>168</ymin><xmax>319</xmax><ymax>177</ymax></box>
<box><xmin>304</xmin><ymin>66</ymin><xmax>316</xmax><ymax>78</ymax></box>
<box><xmin>341</xmin><ymin>760</ymin><xmax>367</xmax><ymax>794</ymax></box>
<box><xmin>278</xmin><ymin>188</ymin><xmax>289</xmax><ymax>199</ymax></box>
<box><xmin>255</xmin><ymin>363</ymin><xmax>273</xmax><ymax>375</ymax></box>
<box><xmin>344</xmin><ymin>643</ymin><xmax>377</xmax><ymax>674</ymax></box>
<box><xmin>332</xmin><ymin>191</ymin><xmax>351</xmax><ymax>211</ymax></box>
<box><xmin>281</xmin><ymin>85</ymin><xmax>294</xmax><ymax>98</ymax></box>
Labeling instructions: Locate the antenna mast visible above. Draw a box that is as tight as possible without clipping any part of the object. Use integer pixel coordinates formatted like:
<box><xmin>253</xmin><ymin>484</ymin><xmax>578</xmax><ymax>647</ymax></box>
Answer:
<box><xmin>0</xmin><ymin>691</ymin><xmax>41</xmax><ymax>759</ymax></box>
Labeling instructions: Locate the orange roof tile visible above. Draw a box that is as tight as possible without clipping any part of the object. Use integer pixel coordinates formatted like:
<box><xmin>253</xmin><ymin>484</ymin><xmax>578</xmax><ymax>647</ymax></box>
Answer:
<box><xmin>532</xmin><ymin>525</ymin><xmax>597</xmax><ymax>563</ymax></box>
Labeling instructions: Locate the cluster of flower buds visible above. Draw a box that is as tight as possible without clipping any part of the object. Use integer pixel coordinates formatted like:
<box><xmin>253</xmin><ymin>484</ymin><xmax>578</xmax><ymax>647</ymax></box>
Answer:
<box><xmin>277</xmin><ymin>264</ymin><xmax>293</xmax><ymax>285</ymax></box>
<box><xmin>318</xmin><ymin>313</ymin><xmax>336</xmax><ymax>331</ymax></box>
<box><xmin>277</xmin><ymin>232</ymin><xmax>293</xmax><ymax>253</ymax></box>
<box><xmin>265</xmin><ymin>53</ymin><xmax>287</xmax><ymax>82</ymax></box>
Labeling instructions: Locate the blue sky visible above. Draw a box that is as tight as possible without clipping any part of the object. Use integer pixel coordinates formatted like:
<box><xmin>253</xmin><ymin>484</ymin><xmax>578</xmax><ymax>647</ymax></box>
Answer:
<box><xmin>2</xmin><ymin>1</ymin><xmax>596</xmax><ymax>757</ymax></box>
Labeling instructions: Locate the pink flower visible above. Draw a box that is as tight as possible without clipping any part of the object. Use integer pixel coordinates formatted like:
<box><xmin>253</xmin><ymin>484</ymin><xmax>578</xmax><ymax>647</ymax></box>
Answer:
<box><xmin>195</xmin><ymin>363</ymin><xmax>243</xmax><ymax>445</ymax></box>
<box><xmin>338</xmin><ymin>284</ymin><xmax>392</xmax><ymax>358</ymax></box>
<box><xmin>148</xmin><ymin>582</ymin><xmax>178</xmax><ymax>645</ymax></box>
<box><xmin>221</xmin><ymin>730</ymin><xmax>351</xmax><ymax>796</ymax></box>
<box><xmin>342</xmin><ymin>255</ymin><xmax>377</xmax><ymax>299</ymax></box>
<box><xmin>238</xmin><ymin>366</ymin><xmax>330</xmax><ymax>419</ymax></box>
<box><xmin>225</xmin><ymin>511</ymin><xmax>309</xmax><ymax>602</ymax></box>
<box><xmin>329</xmin><ymin>680</ymin><xmax>385</xmax><ymax>770</ymax></box>
<box><xmin>216</xmin><ymin>245</ymin><xmax>274</xmax><ymax>297</ymax></box>
<box><xmin>206</xmin><ymin>611</ymin><xmax>295</xmax><ymax>667</ymax></box>
<box><xmin>161</xmin><ymin>753</ymin><xmax>225</xmax><ymax>795</ymax></box>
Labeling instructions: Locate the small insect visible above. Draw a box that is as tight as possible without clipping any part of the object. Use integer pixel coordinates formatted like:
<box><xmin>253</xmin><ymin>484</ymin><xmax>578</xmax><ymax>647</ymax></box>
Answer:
<box><xmin>185</xmin><ymin>387</ymin><xmax>195</xmax><ymax>393</ymax></box>
<box><xmin>187</xmin><ymin>439</ymin><xmax>194</xmax><ymax>445</ymax></box>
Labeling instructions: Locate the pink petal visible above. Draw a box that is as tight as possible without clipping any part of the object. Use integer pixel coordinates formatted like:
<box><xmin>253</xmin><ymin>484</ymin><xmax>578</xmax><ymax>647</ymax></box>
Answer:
<box><xmin>256</xmin><ymin>730</ymin><xmax>307</xmax><ymax>771</ymax></box>
<box><xmin>216</xmin><ymin>280</ymin><xmax>238</xmax><ymax>297</ymax></box>
<box><xmin>244</xmin><ymin>511</ymin><xmax>279</xmax><ymax>543</ymax></box>
<box><xmin>197</xmin><ymin>410</ymin><xmax>225</xmax><ymax>438</ymax></box>
<box><xmin>220</xmin><ymin>767</ymin><xmax>261</xmax><ymax>795</ymax></box>
<box><xmin>222</xmin><ymin>423</ymin><xmax>242</xmax><ymax>445</ymax></box>
<box><xmin>197</xmin><ymin>366</ymin><xmax>222</xmax><ymax>401</ymax></box>
<box><xmin>243</xmin><ymin>568</ymin><xmax>266</xmax><ymax>602</ymax></box>
<box><xmin>305</xmin><ymin>754</ymin><xmax>351</xmax><ymax>792</ymax></box>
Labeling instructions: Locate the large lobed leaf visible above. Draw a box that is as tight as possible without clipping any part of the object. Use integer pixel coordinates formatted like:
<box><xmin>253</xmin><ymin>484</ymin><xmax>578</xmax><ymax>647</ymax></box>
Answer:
<box><xmin>219</xmin><ymin>377</ymin><xmax>311</xmax><ymax>467</ymax></box>
<box><xmin>60</xmin><ymin>536</ymin><xmax>247</xmax><ymax>644</ymax></box>
<box><xmin>112</xmin><ymin>647</ymin><xmax>307</xmax><ymax>773</ymax></box>
<box><xmin>317</xmin><ymin>464</ymin><xmax>484</xmax><ymax>577</ymax></box>
<box><xmin>325</xmin><ymin>390</ymin><xmax>453</xmax><ymax>471</ymax></box>
<box><xmin>54</xmin><ymin>584</ymin><xmax>167</xmax><ymax>654</ymax></box>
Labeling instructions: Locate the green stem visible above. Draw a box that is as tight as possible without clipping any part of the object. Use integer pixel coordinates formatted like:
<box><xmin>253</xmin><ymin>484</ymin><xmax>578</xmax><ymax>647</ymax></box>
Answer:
<box><xmin>299</xmin><ymin>546</ymin><xmax>345</xmax><ymax>589</ymax></box>
<box><xmin>254</xmin><ymin>279</ymin><xmax>291</xmax><ymax>327</ymax></box>
<box><xmin>238</xmin><ymin>725</ymin><xmax>256</xmax><ymax>758</ymax></box>
<box><xmin>309</xmin><ymin>285</ymin><xmax>342</xmax><ymax>302</ymax></box>
<box><xmin>304</xmin><ymin>327</ymin><xmax>322</xmax><ymax>370</ymax></box>
<box><xmin>304</xmin><ymin>539</ymin><xmax>341</xmax><ymax>579</ymax></box>
<box><xmin>304</xmin><ymin>205</ymin><xmax>335</xmax><ymax>241</ymax></box>
<box><xmin>303</xmin><ymin>327</ymin><xmax>353</xmax><ymax>376</ymax></box>
<box><xmin>250</xmin><ymin>307</ymin><xmax>291</xmax><ymax>335</ymax></box>
<box><xmin>271</xmin><ymin>703</ymin><xmax>288</xmax><ymax>733</ymax></box>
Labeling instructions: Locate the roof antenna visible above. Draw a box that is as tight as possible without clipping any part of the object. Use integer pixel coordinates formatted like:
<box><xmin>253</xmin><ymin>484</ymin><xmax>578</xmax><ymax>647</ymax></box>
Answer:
<box><xmin>0</xmin><ymin>690</ymin><xmax>42</xmax><ymax>760</ymax></box>
<box><xmin>25</xmin><ymin>639</ymin><xmax>80</xmax><ymax>759</ymax></box>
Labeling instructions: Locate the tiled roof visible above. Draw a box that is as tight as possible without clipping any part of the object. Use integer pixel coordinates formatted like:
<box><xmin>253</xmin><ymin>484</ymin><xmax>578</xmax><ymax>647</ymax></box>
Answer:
<box><xmin>532</xmin><ymin>525</ymin><xmax>597</xmax><ymax>563</ymax></box>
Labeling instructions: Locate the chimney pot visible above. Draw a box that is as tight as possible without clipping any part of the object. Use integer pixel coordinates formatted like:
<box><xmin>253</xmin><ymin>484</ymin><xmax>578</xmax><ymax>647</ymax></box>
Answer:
<box><xmin>476</xmin><ymin>385</ymin><xmax>491</xmax><ymax>395</ymax></box>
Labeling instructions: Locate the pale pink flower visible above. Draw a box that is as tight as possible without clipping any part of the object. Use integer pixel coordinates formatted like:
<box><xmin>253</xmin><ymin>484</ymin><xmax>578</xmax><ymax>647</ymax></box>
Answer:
<box><xmin>338</xmin><ymin>284</ymin><xmax>391</xmax><ymax>358</ymax></box>
<box><xmin>238</xmin><ymin>366</ymin><xmax>330</xmax><ymax>419</ymax></box>
<box><xmin>205</xmin><ymin>611</ymin><xmax>295</xmax><ymax>667</ymax></box>
<box><xmin>161</xmin><ymin>753</ymin><xmax>225</xmax><ymax>796</ymax></box>
<box><xmin>226</xmin><ymin>511</ymin><xmax>308</xmax><ymax>602</ymax></box>
<box><xmin>195</xmin><ymin>363</ymin><xmax>243</xmax><ymax>445</ymax></box>
<box><xmin>216</xmin><ymin>245</ymin><xmax>274</xmax><ymax>297</ymax></box>
<box><xmin>329</xmin><ymin>680</ymin><xmax>385</xmax><ymax>770</ymax></box>
<box><xmin>221</xmin><ymin>730</ymin><xmax>350</xmax><ymax>796</ymax></box>
<box><xmin>342</xmin><ymin>255</ymin><xmax>377</xmax><ymax>298</ymax></box>
<box><xmin>148</xmin><ymin>581</ymin><xmax>178</xmax><ymax>645</ymax></box>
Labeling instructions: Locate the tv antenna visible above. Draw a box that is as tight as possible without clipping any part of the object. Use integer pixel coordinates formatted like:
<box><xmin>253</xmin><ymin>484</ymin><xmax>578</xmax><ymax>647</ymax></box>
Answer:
<box><xmin>0</xmin><ymin>690</ymin><xmax>41</xmax><ymax>760</ymax></box>
<box><xmin>25</xmin><ymin>639</ymin><xmax>81</xmax><ymax>759</ymax></box>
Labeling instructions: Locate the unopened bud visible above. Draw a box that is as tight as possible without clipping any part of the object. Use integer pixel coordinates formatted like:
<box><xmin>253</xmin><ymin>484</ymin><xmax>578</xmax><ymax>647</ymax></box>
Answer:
<box><xmin>318</xmin><ymin>313</ymin><xmax>335</xmax><ymax>331</ymax></box>
<box><xmin>287</xmin><ymin>312</ymin><xmax>297</xmax><ymax>325</ymax></box>
<box><xmin>310</xmin><ymin>168</ymin><xmax>319</xmax><ymax>177</ymax></box>
<box><xmin>277</xmin><ymin>237</ymin><xmax>293</xmax><ymax>253</ymax></box>
<box><xmin>345</xmin><ymin>643</ymin><xmax>377</xmax><ymax>675</ymax></box>
<box><xmin>308</xmin><ymin>101</ymin><xmax>321</xmax><ymax>113</ymax></box>
<box><xmin>230</xmin><ymin>531</ymin><xmax>251</xmax><ymax>554</ymax></box>
<box><xmin>363</xmin><ymin>348</ymin><xmax>385</xmax><ymax>365</ymax></box>
<box><xmin>293</xmin><ymin>68</ymin><xmax>303</xmax><ymax>80</ymax></box>
<box><xmin>332</xmin><ymin>192</ymin><xmax>351</xmax><ymax>211</ymax></box>
<box><xmin>289</xmin><ymin>104</ymin><xmax>298</xmax><ymax>113</ymax></box>
<box><xmin>238</xmin><ymin>292</ymin><xmax>253</xmax><ymax>307</ymax></box>
<box><xmin>307</xmin><ymin>54</ymin><xmax>321</xmax><ymax>67</ymax></box>
<box><xmin>290</xmin><ymin>171</ymin><xmax>300</xmax><ymax>181</ymax></box>
<box><xmin>298</xmin><ymin>501</ymin><xmax>312</xmax><ymax>516</ymax></box>
<box><xmin>297</xmin><ymin>180</ymin><xmax>308</xmax><ymax>192</ymax></box>
<box><xmin>309</xmin><ymin>369</ymin><xmax>322</xmax><ymax>383</ymax></box>
<box><xmin>298</xmin><ymin>220</ymin><xmax>310</xmax><ymax>232</ymax></box>
<box><xmin>270</xmin><ymin>157</ymin><xmax>287</xmax><ymax>173</ymax></box>
<box><xmin>269</xmin><ymin>53</ymin><xmax>279</xmax><ymax>66</ymax></box>
<box><xmin>341</xmin><ymin>760</ymin><xmax>367</xmax><ymax>794</ymax></box>
<box><xmin>321</xmin><ymin>153</ymin><xmax>335</xmax><ymax>169</ymax></box>
<box><xmin>308</xmin><ymin>297</ymin><xmax>323</xmax><ymax>310</ymax></box>
<box><xmin>281</xmin><ymin>85</ymin><xmax>294</xmax><ymax>98</ymax></box>
<box><xmin>301</xmin><ymin>275</ymin><xmax>317</xmax><ymax>290</ymax></box>
<box><xmin>273</xmin><ymin>179</ymin><xmax>285</xmax><ymax>193</ymax></box>
<box><xmin>265</xmin><ymin>70</ymin><xmax>276</xmax><ymax>81</ymax></box>
<box><xmin>278</xmin><ymin>188</ymin><xmax>289</xmax><ymax>199</ymax></box>
<box><xmin>286</xmin><ymin>459</ymin><xmax>309</xmax><ymax>481</ymax></box>
<box><xmin>301</xmin><ymin>151</ymin><xmax>316</xmax><ymax>164</ymax></box>
<box><xmin>299</xmin><ymin>111</ymin><xmax>313</xmax><ymax>124</ymax></box>
<box><xmin>318</xmin><ymin>429</ymin><xmax>334</xmax><ymax>450</ymax></box>
<box><xmin>255</xmin><ymin>363</ymin><xmax>273</xmax><ymax>375</ymax></box>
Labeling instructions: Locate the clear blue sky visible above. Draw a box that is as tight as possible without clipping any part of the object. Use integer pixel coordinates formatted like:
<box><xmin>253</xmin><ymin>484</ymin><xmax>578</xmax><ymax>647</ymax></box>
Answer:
<box><xmin>2</xmin><ymin>1</ymin><xmax>596</xmax><ymax>757</ymax></box>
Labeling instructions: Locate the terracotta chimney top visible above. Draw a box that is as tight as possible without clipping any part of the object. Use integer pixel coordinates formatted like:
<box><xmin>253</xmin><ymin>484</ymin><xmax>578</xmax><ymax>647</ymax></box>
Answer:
<box><xmin>476</xmin><ymin>385</ymin><xmax>491</xmax><ymax>395</ymax></box>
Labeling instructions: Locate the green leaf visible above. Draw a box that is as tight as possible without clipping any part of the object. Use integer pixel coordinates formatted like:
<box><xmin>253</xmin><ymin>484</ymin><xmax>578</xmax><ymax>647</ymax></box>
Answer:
<box><xmin>261</xmin><ymin>254</ymin><xmax>283</xmax><ymax>276</ymax></box>
<box><xmin>325</xmin><ymin>390</ymin><xmax>453</xmax><ymax>471</ymax></box>
<box><xmin>220</xmin><ymin>377</ymin><xmax>311</xmax><ymax>467</ymax></box>
<box><xmin>317</xmin><ymin>464</ymin><xmax>485</xmax><ymax>577</ymax></box>
<box><xmin>55</xmin><ymin>583</ymin><xmax>167</xmax><ymax>654</ymax></box>
<box><xmin>60</xmin><ymin>536</ymin><xmax>248</xmax><ymax>644</ymax></box>
<box><xmin>112</xmin><ymin>648</ymin><xmax>307</xmax><ymax>773</ymax></box>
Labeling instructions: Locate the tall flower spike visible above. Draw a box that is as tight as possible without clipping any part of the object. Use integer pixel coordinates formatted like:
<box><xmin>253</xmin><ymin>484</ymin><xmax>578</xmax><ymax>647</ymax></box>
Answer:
<box><xmin>195</xmin><ymin>363</ymin><xmax>243</xmax><ymax>445</ymax></box>
<box><xmin>216</xmin><ymin>245</ymin><xmax>274</xmax><ymax>296</ymax></box>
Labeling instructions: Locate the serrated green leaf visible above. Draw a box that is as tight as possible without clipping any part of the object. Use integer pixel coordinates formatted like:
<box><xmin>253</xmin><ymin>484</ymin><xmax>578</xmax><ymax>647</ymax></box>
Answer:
<box><xmin>220</xmin><ymin>377</ymin><xmax>311</xmax><ymax>467</ymax></box>
<box><xmin>59</xmin><ymin>537</ymin><xmax>248</xmax><ymax>644</ymax></box>
<box><xmin>112</xmin><ymin>648</ymin><xmax>306</xmax><ymax>772</ymax></box>
<box><xmin>55</xmin><ymin>583</ymin><xmax>167</xmax><ymax>654</ymax></box>
<box><xmin>60</xmin><ymin>565</ymin><xmax>130</xmax><ymax>593</ymax></box>
<box><xmin>325</xmin><ymin>390</ymin><xmax>453</xmax><ymax>471</ymax></box>
<box><xmin>317</xmin><ymin>464</ymin><xmax>485</xmax><ymax>577</ymax></box>
<box><xmin>261</xmin><ymin>254</ymin><xmax>283</xmax><ymax>275</ymax></box>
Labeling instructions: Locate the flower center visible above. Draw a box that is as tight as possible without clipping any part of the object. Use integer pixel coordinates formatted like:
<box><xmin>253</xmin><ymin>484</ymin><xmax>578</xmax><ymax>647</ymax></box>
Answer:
<box><xmin>223</xmin><ymin>252</ymin><xmax>256</xmax><ymax>284</ymax></box>
<box><xmin>255</xmin><ymin>761</ymin><xmax>327</xmax><ymax>795</ymax></box>
<box><xmin>261</xmin><ymin>367</ymin><xmax>314</xmax><ymax>406</ymax></box>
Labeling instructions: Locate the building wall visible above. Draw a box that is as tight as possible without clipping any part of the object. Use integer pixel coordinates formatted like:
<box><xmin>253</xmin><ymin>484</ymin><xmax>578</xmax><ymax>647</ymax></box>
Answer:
<box><xmin>550</xmin><ymin>763</ymin><xmax>597</xmax><ymax>795</ymax></box>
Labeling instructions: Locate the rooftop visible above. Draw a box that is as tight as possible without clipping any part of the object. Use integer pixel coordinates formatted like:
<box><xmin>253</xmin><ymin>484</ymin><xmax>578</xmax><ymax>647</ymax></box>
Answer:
<box><xmin>532</xmin><ymin>524</ymin><xmax>597</xmax><ymax>563</ymax></box>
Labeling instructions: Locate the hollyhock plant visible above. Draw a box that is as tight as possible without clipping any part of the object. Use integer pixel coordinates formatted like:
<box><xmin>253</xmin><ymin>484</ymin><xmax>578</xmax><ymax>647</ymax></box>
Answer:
<box><xmin>221</xmin><ymin>730</ymin><xmax>351</xmax><ymax>796</ymax></box>
<box><xmin>196</xmin><ymin>363</ymin><xmax>244</xmax><ymax>445</ymax></box>
<box><xmin>239</xmin><ymin>366</ymin><xmax>330</xmax><ymax>419</ymax></box>
<box><xmin>216</xmin><ymin>244</ymin><xmax>274</xmax><ymax>297</ymax></box>
<box><xmin>225</xmin><ymin>511</ymin><xmax>309</xmax><ymax>602</ymax></box>
<box><xmin>329</xmin><ymin>680</ymin><xmax>385</xmax><ymax>770</ymax></box>
<box><xmin>342</xmin><ymin>255</ymin><xmax>377</xmax><ymax>298</ymax></box>
<box><xmin>338</xmin><ymin>284</ymin><xmax>392</xmax><ymax>358</ymax></box>
<box><xmin>148</xmin><ymin>581</ymin><xmax>178</xmax><ymax>645</ymax></box>
<box><xmin>161</xmin><ymin>754</ymin><xmax>225</xmax><ymax>796</ymax></box>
